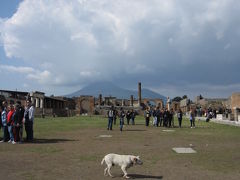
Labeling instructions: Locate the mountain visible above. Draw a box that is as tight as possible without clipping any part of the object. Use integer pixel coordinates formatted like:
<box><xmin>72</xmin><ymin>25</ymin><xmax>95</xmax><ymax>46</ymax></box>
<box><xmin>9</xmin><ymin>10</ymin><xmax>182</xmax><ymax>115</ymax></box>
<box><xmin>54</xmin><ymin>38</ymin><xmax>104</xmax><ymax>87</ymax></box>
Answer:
<box><xmin>65</xmin><ymin>82</ymin><xmax>167</xmax><ymax>103</ymax></box>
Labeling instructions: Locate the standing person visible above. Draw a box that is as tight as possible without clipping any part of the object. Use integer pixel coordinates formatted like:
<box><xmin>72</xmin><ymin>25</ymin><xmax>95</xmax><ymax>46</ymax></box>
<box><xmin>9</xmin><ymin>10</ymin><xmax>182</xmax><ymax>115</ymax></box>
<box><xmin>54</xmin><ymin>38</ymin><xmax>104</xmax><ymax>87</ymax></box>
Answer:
<box><xmin>0</xmin><ymin>106</ymin><xmax>2</xmax><ymax>132</ymax></box>
<box><xmin>126</xmin><ymin>110</ymin><xmax>131</xmax><ymax>125</ymax></box>
<box><xmin>18</xmin><ymin>101</ymin><xmax>25</xmax><ymax>143</ymax></box>
<box><xmin>130</xmin><ymin>109</ymin><xmax>136</xmax><ymax>125</ymax></box>
<box><xmin>119</xmin><ymin>108</ymin><xmax>125</xmax><ymax>131</ymax></box>
<box><xmin>155</xmin><ymin>107</ymin><xmax>161</xmax><ymax>127</ymax></box>
<box><xmin>152</xmin><ymin>107</ymin><xmax>157</xmax><ymax>126</ymax></box>
<box><xmin>159</xmin><ymin>109</ymin><xmax>164</xmax><ymax>127</ymax></box>
<box><xmin>113</xmin><ymin>107</ymin><xmax>117</xmax><ymax>125</ymax></box>
<box><xmin>163</xmin><ymin>109</ymin><xmax>169</xmax><ymax>127</ymax></box>
<box><xmin>0</xmin><ymin>101</ymin><xmax>9</xmax><ymax>143</ymax></box>
<box><xmin>24</xmin><ymin>100</ymin><xmax>35</xmax><ymax>142</ymax></box>
<box><xmin>7</xmin><ymin>104</ymin><xmax>15</xmax><ymax>144</ymax></box>
<box><xmin>189</xmin><ymin>109</ymin><xmax>195</xmax><ymax>128</ymax></box>
<box><xmin>13</xmin><ymin>102</ymin><xmax>24</xmax><ymax>143</ymax></box>
<box><xmin>107</xmin><ymin>106</ymin><xmax>114</xmax><ymax>130</ymax></box>
<box><xmin>177</xmin><ymin>109</ymin><xmax>183</xmax><ymax>128</ymax></box>
<box><xmin>144</xmin><ymin>107</ymin><xmax>151</xmax><ymax>126</ymax></box>
<box><xmin>169</xmin><ymin>109</ymin><xmax>174</xmax><ymax>128</ymax></box>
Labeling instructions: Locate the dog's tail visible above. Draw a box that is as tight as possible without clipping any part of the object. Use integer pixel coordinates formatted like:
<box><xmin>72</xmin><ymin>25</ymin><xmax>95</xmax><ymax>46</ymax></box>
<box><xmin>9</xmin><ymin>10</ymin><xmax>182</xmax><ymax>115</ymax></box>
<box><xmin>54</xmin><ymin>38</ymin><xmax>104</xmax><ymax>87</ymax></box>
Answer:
<box><xmin>101</xmin><ymin>157</ymin><xmax>105</xmax><ymax>165</ymax></box>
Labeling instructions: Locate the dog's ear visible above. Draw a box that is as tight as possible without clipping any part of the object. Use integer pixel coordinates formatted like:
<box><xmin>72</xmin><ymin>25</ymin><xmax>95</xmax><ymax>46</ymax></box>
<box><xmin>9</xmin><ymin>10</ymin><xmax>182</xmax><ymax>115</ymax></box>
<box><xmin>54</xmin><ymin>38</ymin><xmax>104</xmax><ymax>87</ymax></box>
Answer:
<box><xmin>133</xmin><ymin>157</ymin><xmax>137</xmax><ymax>164</ymax></box>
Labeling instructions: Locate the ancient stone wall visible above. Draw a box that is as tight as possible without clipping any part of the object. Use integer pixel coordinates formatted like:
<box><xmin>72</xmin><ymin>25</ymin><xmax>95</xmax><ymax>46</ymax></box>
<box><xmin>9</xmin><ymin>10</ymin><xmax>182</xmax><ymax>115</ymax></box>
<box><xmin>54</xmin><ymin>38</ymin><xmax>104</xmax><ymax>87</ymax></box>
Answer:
<box><xmin>231</xmin><ymin>93</ymin><xmax>240</xmax><ymax>109</ymax></box>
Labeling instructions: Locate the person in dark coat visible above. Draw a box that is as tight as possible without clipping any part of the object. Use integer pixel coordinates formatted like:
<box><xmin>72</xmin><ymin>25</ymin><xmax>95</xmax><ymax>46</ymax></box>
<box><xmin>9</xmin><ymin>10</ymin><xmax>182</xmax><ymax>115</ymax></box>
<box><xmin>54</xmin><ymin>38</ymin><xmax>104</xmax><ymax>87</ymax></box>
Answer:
<box><xmin>126</xmin><ymin>110</ymin><xmax>131</xmax><ymax>125</ymax></box>
<box><xmin>107</xmin><ymin>106</ymin><xmax>114</xmax><ymax>130</ymax></box>
<box><xmin>130</xmin><ymin>109</ymin><xmax>136</xmax><ymax>125</ymax></box>
<box><xmin>144</xmin><ymin>107</ymin><xmax>151</xmax><ymax>126</ymax></box>
<box><xmin>163</xmin><ymin>109</ymin><xmax>169</xmax><ymax>127</ymax></box>
<box><xmin>24</xmin><ymin>100</ymin><xmax>35</xmax><ymax>141</ymax></box>
<box><xmin>119</xmin><ymin>108</ymin><xmax>125</xmax><ymax>131</ymax></box>
<box><xmin>177</xmin><ymin>109</ymin><xmax>183</xmax><ymax>128</ymax></box>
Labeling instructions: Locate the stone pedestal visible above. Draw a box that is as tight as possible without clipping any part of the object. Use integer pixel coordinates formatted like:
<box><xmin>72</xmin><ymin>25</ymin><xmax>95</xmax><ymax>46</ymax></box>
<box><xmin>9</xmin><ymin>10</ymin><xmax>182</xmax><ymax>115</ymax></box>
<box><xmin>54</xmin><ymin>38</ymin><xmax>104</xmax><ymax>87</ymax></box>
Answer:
<box><xmin>121</xmin><ymin>99</ymin><xmax>125</xmax><ymax>106</ymax></box>
<box><xmin>233</xmin><ymin>107</ymin><xmax>239</xmax><ymax>121</ymax></box>
<box><xmin>216</xmin><ymin>114</ymin><xmax>223</xmax><ymax>120</ymax></box>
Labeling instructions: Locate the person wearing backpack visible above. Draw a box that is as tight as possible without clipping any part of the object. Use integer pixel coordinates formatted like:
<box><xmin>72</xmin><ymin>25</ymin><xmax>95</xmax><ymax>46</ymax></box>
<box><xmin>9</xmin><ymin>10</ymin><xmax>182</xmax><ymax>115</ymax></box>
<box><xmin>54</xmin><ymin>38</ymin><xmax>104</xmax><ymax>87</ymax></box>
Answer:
<box><xmin>119</xmin><ymin>107</ymin><xmax>125</xmax><ymax>131</ymax></box>
<box><xmin>107</xmin><ymin>106</ymin><xmax>114</xmax><ymax>130</ymax></box>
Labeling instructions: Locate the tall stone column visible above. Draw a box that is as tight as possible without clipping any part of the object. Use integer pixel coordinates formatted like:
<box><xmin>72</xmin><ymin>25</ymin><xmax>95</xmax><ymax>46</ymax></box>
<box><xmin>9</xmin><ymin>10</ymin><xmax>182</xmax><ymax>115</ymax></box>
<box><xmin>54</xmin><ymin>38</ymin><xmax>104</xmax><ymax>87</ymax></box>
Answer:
<box><xmin>99</xmin><ymin>94</ymin><xmax>102</xmax><ymax>106</ymax></box>
<box><xmin>167</xmin><ymin>97</ymin><xmax>171</xmax><ymax>110</ymax></box>
<box><xmin>36</xmin><ymin>98</ymin><xmax>39</xmax><ymax>108</ymax></box>
<box><xmin>130</xmin><ymin>95</ymin><xmax>134</xmax><ymax>106</ymax></box>
<box><xmin>31</xmin><ymin>97</ymin><xmax>34</xmax><ymax>104</ymax></box>
<box><xmin>40</xmin><ymin>98</ymin><xmax>43</xmax><ymax>108</ymax></box>
<box><xmin>138</xmin><ymin>82</ymin><xmax>142</xmax><ymax>106</ymax></box>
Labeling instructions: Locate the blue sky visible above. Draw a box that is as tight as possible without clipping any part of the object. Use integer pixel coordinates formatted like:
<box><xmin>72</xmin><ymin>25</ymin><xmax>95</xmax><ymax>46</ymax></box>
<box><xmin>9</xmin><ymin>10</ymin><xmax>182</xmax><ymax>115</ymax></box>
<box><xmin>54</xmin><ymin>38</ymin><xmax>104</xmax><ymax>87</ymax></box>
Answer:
<box><xmin>0</xmin><ymin>0</ymin><xmax>240</xmax><ymax>99</ymax></box>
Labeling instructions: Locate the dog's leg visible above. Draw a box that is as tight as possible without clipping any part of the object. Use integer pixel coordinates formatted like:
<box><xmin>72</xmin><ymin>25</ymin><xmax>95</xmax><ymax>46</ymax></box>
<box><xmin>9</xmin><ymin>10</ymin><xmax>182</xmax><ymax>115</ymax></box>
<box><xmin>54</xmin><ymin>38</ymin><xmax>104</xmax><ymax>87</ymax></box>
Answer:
<box><xmin>121</xmin><ymin>166</ymin><xmax>130</xmax><ymax>179</ymax></box>
<box><xmin>107</xmin><ymin>164</ymin><xmax>114</xmax><ymax>177</ymax></box>
<box><xmin>104</xmin><ymin>167</ymin><xmax>108</xmax><ymax>176</ymax></box>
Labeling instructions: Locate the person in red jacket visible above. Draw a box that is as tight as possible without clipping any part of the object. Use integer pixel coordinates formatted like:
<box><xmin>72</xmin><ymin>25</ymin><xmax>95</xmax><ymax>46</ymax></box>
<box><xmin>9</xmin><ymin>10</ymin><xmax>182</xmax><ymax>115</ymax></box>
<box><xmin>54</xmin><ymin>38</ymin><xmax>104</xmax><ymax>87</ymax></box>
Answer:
<box><xmin>7</xmin><ymin>104</ymin><xmax>16</xmax><ymax>144</ymax></box>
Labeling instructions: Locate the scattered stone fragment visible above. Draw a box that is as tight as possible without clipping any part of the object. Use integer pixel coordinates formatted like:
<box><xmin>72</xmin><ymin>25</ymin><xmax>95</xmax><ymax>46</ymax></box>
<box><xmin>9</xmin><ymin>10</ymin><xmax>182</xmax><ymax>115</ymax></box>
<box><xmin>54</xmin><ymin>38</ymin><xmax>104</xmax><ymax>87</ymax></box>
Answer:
<box><xmin>172</xmin><ymin>147</ymin><xmax>197</xmax><ymax>153</ymax></box>
<box><xmin>98</xmin><ymin>135</ymin><xmax>112</xmax><ymax>138</ymax></box>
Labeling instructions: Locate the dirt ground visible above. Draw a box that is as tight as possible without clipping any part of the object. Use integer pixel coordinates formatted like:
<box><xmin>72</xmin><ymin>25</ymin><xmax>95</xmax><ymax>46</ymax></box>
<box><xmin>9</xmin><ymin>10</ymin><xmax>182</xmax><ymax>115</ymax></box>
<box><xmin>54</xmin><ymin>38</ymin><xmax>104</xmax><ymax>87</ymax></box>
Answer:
<box><xmin>0</xmin><ymin>122</ymin><xmax>240</xmax><ymax>180</ymax></box>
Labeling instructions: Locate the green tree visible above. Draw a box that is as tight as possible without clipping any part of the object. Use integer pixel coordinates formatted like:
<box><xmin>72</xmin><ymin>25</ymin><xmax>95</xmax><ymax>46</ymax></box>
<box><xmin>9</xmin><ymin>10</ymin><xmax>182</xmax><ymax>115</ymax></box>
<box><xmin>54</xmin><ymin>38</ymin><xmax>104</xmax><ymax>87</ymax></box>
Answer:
<box><xmin>172</xmin><ymin>96</ymin><xmax>182</xmax><ymax>102</ymax></box>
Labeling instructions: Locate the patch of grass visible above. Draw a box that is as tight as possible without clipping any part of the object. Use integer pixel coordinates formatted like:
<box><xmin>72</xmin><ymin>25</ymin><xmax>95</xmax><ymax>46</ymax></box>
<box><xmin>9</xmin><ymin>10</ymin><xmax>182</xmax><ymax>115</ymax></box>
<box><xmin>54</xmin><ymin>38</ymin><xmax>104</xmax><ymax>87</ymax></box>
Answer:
<box><xmin>26</xmin><ymin>146</ymin><xmax>63</xmax><ymax>154</ymax></box>
<box><xmin>20</xmin><ymin>172</ymin><xmax>35</xmax><ymax>180</ymax></box>
<box><xmin>76</xmin><ymin>154</ymin><xmax>99</xmax><ymax>162</ymax></box>
<box><xmin>2</xmin><ymin>115</ymin><xmax>240</xmax><ymax>179</ymax></box>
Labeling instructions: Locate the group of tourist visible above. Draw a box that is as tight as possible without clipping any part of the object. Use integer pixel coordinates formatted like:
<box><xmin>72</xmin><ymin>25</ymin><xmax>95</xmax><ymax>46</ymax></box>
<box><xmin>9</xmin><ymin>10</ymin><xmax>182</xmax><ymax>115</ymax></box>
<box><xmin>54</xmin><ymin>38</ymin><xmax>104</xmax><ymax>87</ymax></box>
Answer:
<box><xmin>106</xmin><ymin>105</ymin><xmax>191</xmax><ymax>131</ymax></box>
<box><xmin>0</xmin><ymin>100</ymin><xmax>35</xmax><ymax>144</ymax></box>
<box><xmin>106</xmin><ymin>105</ymin><xmax>198</xmax><ymax>131</ymax></box>
<box><xmin>144</xmin><ymin>107</ymin><xmax>183</xmax><ymax>128</ymax></box>
<box><xmin>107</xmin><ymin>106</ymin><xmax>136</xmax><ymax>131</ymax></box>
<box><xmin>145</xmin><ymin>107</ymin><xmax>196</xmax><ymax>128</ymax></box>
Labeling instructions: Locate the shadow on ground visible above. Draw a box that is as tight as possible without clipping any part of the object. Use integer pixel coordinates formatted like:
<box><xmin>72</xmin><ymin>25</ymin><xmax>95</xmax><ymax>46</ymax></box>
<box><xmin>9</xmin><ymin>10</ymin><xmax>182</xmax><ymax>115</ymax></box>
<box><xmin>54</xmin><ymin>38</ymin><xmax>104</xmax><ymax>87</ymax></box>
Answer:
<box><xmin>129</xmin><ymin>174</ymin><xmax>163</xmax><ymax>179</ymax></box>
<box><xmin>27</xmin><ymin>138</ymin><xmax>77</xmax><ymax>144</ymax></box>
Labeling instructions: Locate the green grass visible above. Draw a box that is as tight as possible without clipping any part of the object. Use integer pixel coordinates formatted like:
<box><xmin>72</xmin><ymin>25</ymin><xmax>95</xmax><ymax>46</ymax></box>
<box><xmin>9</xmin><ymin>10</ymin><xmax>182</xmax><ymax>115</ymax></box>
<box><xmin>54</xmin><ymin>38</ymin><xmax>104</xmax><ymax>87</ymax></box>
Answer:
<box><xmin>33</xmin><ymin>115</ymin><xmax>106</xmax><ymax>137</ymax></box>
<box><xmin>1</xmin><ymin>115</ymin><xmax>240</xmax><ymax>179</ymax></box>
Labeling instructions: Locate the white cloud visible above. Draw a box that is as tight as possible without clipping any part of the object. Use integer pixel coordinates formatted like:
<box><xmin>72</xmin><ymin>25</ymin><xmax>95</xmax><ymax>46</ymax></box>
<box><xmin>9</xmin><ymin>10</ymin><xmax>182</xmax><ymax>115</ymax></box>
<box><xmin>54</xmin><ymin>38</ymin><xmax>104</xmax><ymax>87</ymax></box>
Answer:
<box><xmin>0</xmin><ymin>64</ymin><xmax>34</xmax><ymax>73</ymax></box>
<box><xmin>0</xmin><ymin>0</ymin><xmax>240</xmax><ymax>96</ymax></box>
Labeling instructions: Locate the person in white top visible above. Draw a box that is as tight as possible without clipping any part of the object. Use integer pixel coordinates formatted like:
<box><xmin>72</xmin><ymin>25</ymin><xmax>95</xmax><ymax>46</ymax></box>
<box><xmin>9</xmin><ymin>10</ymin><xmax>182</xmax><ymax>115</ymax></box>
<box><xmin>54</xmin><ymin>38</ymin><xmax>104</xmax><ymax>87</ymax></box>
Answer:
<box><xmin>24</xmin><ymin>100</ymin><xmax>35</xmax><ymax>142</ymax></box>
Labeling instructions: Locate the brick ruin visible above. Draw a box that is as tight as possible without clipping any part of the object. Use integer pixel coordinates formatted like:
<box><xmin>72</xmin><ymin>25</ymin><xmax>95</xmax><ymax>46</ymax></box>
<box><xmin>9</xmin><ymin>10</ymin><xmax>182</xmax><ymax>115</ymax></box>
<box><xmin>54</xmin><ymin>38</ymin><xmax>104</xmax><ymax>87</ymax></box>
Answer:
<box><xmin>74</xmin><ymin>82</ymin><xmax>164</xmax><ymax>116</ymax></box>
<box><xmin>1</xmin><ymin>84</ymin><xmax>240</xmax><ymax>121</ymax></box>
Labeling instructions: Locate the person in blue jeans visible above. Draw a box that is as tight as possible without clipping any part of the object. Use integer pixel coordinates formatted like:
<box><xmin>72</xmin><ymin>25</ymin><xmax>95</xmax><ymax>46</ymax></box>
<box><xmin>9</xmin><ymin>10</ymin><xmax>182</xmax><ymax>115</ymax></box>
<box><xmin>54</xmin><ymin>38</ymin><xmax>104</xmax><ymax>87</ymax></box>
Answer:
<box><xmin>0</xmin><ymin>101</ymin><xmax>9</xmax><ymax>143</ymax></box>
<box><xmin>107</xmin><ymin>106</ymin><xmax>114</xmax><ymax>130</ymax></box>
<box><xmin>119</xmin><ymin>108</ymin><xmax>125</xmax><ymax>131</ymax></box>
<box><xmin>130</xmin><ymin>109</ymin><xmax>136</xmax><ymax>125</ymax></box>
<box><xmin>189</xmin><ymin>109</ymin><xmax>195</xmax><ymax>128</ymax></box>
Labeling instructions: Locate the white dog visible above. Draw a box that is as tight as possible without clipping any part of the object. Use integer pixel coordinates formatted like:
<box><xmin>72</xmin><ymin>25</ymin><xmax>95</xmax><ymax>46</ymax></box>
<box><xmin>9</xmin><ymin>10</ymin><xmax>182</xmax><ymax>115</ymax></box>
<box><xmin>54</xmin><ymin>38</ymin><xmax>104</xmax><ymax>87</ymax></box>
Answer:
<box><xmin>101</xmin><ymin>153</ymin><xmax>143</xmax><ymax>179</ymax></box>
